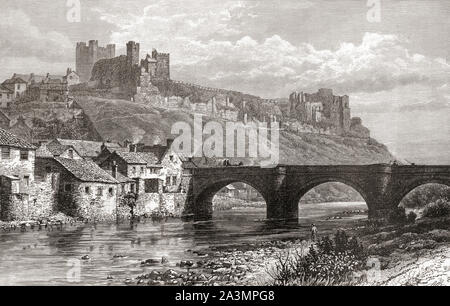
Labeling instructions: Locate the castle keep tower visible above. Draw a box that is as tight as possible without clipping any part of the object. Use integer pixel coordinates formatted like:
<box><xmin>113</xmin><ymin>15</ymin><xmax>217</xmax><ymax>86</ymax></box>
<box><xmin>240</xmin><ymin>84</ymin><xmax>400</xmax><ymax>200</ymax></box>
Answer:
<box><xmin>127</xmin><ymin>41</ymin><xmax>140</xmax><ymax>67</ymax></box>
<box><xmin>76</xmin><ymin>40</ymin><xmax>115</xmax><ymax>82</ymax></box>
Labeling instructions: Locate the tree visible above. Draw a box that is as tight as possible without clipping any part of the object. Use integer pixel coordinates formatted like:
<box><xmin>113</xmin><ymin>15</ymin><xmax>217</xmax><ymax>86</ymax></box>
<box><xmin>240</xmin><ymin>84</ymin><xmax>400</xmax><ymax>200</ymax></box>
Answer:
<box><xmin>122</xmin><ymin>192</ymin><xmax>137</xmax><ymax>219</ymax></box>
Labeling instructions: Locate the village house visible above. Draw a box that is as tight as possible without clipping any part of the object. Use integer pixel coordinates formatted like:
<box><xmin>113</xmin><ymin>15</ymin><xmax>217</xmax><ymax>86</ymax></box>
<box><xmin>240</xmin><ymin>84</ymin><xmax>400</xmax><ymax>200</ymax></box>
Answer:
<box><xmin>34</xmin><ymin>151</ymin><xmax>122</xmax><ymax>221</ymax></box>
<box><xmin>63</xmin><ymin>68</ymin><xmax>80</xmax><ymax>87</ymax></box>
<box><xmin>1</xmin><ymin>76</ymin><xmax>27</xmax><ymax>100</ymax></box>
<box><xmin>0</xmin><ymin>85</ymin><xmax>14</xmax><ymax>108</ymax></box>
<box><xmin>0</xmin><ymin>128</ymin><xmax>36</xmax><ymax>220</ymax></box>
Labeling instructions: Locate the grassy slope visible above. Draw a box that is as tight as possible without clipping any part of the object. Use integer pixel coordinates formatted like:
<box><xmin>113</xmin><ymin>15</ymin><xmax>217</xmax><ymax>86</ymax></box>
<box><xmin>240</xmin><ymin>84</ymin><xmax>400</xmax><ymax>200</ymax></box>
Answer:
<box><xmin>75</xmin><ymin>96</ymin><xmax>394</xmax><ymax>165</ymax></box>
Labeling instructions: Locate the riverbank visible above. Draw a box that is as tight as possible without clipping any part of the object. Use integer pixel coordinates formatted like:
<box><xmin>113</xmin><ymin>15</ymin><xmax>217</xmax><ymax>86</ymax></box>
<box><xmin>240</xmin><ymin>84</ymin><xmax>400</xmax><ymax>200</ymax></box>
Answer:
<box><xmin>127</xmin><ymin>216</ymin><xmax>450</xmax><ymax>286</ymax></box>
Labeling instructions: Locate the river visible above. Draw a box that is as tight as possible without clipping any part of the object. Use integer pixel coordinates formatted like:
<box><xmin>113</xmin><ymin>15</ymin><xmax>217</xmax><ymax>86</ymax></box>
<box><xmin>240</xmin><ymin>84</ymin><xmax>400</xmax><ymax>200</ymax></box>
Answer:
<box><xmin>0</xmin><ymin>202</ymin><xmax>367</xmax><ymax>285</ymax></box>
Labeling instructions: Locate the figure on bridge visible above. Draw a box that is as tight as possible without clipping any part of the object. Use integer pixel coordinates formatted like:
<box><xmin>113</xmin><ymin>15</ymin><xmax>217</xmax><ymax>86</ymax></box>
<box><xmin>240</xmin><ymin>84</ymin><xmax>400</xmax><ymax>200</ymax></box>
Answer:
<box><xmin>311</xmin><ymin>224</ymin><xmax>318</xmax><ymax>241</ymax></box>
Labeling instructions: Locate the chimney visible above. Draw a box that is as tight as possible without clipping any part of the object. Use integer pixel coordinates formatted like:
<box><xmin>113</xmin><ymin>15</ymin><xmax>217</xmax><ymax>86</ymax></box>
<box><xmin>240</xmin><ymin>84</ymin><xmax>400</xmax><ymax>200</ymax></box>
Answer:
<box><xmin>112</xmin><ymin>161</ymin><xmax>118</xmax><ymax>179</ymax></box>
<box><xmin>166</xmin><ymin>138</ymin><xmax>174</xmax><ymax>149</ymax></box>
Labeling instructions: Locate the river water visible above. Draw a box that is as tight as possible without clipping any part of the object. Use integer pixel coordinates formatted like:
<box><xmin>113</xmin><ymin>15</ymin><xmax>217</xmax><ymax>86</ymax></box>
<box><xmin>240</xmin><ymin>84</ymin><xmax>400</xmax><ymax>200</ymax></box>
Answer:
<box><xmin>0</xmin><ymin>202</ymin><xmax>367</xmax><ymax>285</ymax></box>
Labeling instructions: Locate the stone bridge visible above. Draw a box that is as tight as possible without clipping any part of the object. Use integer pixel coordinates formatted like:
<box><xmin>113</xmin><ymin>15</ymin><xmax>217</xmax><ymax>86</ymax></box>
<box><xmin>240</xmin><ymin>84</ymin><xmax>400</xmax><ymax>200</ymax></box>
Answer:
<box><xmin>183</xmin><ymin>164</ymin><xmax>450</xmax><ymax>221</ymax></box>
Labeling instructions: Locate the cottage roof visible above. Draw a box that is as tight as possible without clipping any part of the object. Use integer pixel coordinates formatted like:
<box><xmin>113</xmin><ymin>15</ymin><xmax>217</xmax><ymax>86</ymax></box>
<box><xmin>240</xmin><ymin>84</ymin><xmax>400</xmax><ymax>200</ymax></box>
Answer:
<box><xmin>0</xmin><ymin>128</ymin><xmax>36</xmax><ymax>150</ymax></box>
<box><xmin>39</xmin><ymin>142</ymin><xmax>81</xmax><ymax>157</ymax></box>
<box><xmin>0</xmin><ymin>85</ymin><xmax>13</xmax><ymax>93</ymax></box>
<box><xmin>103</xmin><ymin>170</ymin><xmax>135</xmax><ymax>183</ymax></box>
<box><xmin>53</xmin><ymin>139</ymin><xmax>122</xmax><ymax>158</ymax></box>
<box><xmin>2</xmin><ymin>77</ymin><xmax>27</xmax><ymax>84</ymax></box>
<box><xmin>35</xmin><ymin>144</ymin><xmax>55</xmax><ymax>158</ymax></box>
<box><xmin>114</xmin><ymin>151</ymin><xmax>160</xmax><ymax>165</ymax></box>
<box><xmin>55</xmin><ymin>157</ymin><xmax>118</xmax><ymax>184</ymax></box>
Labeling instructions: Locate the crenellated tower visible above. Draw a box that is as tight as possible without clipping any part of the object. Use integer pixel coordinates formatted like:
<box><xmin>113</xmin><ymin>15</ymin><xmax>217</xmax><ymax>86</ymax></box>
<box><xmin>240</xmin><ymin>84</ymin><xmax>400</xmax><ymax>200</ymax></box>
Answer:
<box><xmin>76</xmin><ymin>40</ymin><xmax>116</xmax><ymax>82</ymax></box>
<box><xmin>126</xmin><ymin>41</ymin><xmax>140</xmax><ymax>67</ymax></box>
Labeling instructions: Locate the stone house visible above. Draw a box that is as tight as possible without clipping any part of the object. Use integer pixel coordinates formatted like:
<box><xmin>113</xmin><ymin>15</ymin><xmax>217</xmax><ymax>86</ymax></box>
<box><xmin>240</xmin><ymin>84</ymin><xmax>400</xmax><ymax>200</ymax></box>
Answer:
<box><xmin>0</xmin><ymin>85</ymin><xmax>14</xmax><ymax>108</ymax></box>
<box><xmin>34</xmin><ymin>156</ymin><xmax>121</xmax><ymax>221</ymax></box>
<box><xmin>99</xmin><ymin>150</ymin><xmax>165</xmax><ymax>213</ymax></box>
<box><xmin>0</xmin><ymin>128</ymin><xmax>36</xmax><ymax>220</ymax></box>
<box><xmin>1</xmin><ymin>76</ymin><xmax>27</xmax><ymax>99</ymax></box>
<box><xmin>63</xmin><ymin>68</ymin><xmax>80</xmax><ymax>87</ymax></box>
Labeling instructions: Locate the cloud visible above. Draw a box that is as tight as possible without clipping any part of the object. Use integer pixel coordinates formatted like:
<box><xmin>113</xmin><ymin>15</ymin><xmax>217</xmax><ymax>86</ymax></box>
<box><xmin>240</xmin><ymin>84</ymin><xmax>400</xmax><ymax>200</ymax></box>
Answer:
<box><xmin>169</xmin><ymin>32</ymin><xmax>450</xmax><ymax>97</ymax></box>
<box><xmin>96</xmin><ymin>0</ymin><xmax>450</xmax><ymax>98</ymax></box>
<box><xmin>0</xmin><ymin>9</ymin><xmax>73</xmax><ymax>63</ymax></box>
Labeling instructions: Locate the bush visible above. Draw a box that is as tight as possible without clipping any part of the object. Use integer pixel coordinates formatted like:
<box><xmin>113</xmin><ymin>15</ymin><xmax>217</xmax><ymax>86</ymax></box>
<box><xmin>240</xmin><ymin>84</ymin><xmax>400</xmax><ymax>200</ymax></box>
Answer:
<box><xmin>268</xmin><ymin>230</ymin><xmax>366</xmax><ymax>286</ymax></box>
<box><xmin>400</xmin><ymin>184</ymin><xmax>450</xmax><ymax>209</ymax></box>
<box><xmin>422</xmin><ymin>199</ymin><xmax>450</xmax><ymax>218</ymax></box>
<box><xmin>387</xmin><ymin>207</ymin><xmax>407</xmax><ymax>224</ymax></box>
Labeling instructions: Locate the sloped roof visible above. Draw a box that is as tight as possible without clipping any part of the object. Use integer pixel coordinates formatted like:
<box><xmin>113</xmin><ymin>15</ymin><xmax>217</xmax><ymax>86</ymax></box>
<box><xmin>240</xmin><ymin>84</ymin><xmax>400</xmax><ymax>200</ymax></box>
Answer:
<box><xmin>53</xmin><ymin>139</ymin><xmax>108</xmax><ymax>158</ymax></box>
<box><xmin>55</xmin><ymin>157</ymin><xmax>118</xmax><ymax>184</ymax></box>
<box><xmin>114</xmin><ymin>151</ymin><xmax>160</xmax><ymax>165</ymax></box>
<box><xmin>2</xmin><ymin>77</ymin><xmax>27</xmax><ymax>84</ymax></box>
<box><xmin>0</xmin><ymin>85</ymin><xmax>13</xmax><ymax>93</ymax></box>
<box><xmin>36</xmin><ymin>144</ymin><xmax>55</xmax><ymax>158</ymax></box>
<box><xmin>40</xmin><ymin>142</ymin><xmax>81</xmax><ymax>157</ymax></box>
<box><xmin>0</xmin><ymin>128</ymin><xmax>36</xmax><ymax>150</ymax></box>
<box><xmin>103</xmin><ymin>169</ymin><xmax>135</xmax><ymax>183</ymax></box>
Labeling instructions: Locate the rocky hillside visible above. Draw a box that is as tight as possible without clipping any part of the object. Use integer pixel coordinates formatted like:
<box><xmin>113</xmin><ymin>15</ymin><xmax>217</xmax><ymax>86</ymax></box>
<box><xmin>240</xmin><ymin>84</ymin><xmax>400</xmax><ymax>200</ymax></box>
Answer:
<box><xmin>3</xmin><ymin>101</ymin><xmax>102</xmax><ymax>142</ymax></box>
<box><xmin>75</xmin><ymin>95</ymin><xmax>395</xmax><ymax>165</ymax></box>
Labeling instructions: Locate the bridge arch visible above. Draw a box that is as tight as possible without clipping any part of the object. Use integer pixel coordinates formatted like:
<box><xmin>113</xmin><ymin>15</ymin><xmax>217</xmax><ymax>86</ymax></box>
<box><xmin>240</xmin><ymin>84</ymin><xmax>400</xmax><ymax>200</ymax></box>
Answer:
<box><xmin>290</xmin><ymin>177</ymin><xmax>370</xmax><ymax>206</ymax></box>
<box><xmin>195</xmin><ymin>178</ymin><xmax>270</xmax><ymax>207</ymax></box>
<box><xmin>394</xmin><ymin>177</ymin><xmax>450</xmax><ymax>208</ymax></box>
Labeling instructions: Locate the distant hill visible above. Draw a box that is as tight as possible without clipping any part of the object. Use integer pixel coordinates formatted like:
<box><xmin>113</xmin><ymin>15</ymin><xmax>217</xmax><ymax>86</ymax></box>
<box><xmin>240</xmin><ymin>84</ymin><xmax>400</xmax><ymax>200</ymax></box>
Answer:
<box><xmin>75</xmin><ymin>95</ymin><xmax>395</xmax><ymax>165</ymax></box>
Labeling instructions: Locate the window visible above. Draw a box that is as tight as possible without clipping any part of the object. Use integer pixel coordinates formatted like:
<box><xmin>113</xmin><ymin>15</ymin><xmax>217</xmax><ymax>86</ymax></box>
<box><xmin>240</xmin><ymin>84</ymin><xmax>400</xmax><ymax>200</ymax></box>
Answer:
<box><xmin>130</xmin><ymin>183</ymin><xmax>136</xmax><ymax>193</ymax></box>
<box><xmin>108</xmin><ymin>187</ymin><xmax>114</xmax><ymax>196</ymax></box>
<box><xmin>64</xmin><ymin>184</ymin><xmax>72</xmax><ymax>192</ymax></box>
<box><xmin>169</xmin><ymin>155</ymin><xmax>174</xmax><ymax>162</ymax></box>
<box><xmin>2</xmin><ymin>147</ymin><xmax>10</xmax><ymax>159</ymax></box>
<box><xmin>140</xmin><ymin>167</ymin><xmax>144</xmax><ymax>174</ymax></box>
<box><xmin>23</xmin><ymin>176</ymin><xmax>30</xmax><ymax>187</ymax></box>
<box><xmin>20</xmin><ymin>150</ymin><xmax>29</xmax><ymax>160</ymax></box>
<box><xmin>85</xmin><ymin>186</ymin><xmax>91</xmax><ymax>194</ymax></box>
<box><xmin>97</xmin><ymin>187</ymin><xmax>103</xmax><ymax>196</ymax></box>
<box><xmin>172</xmin><ymin>176</ymin><xmax>177</xmax><ymax>186</ymax></box>
<box><xmin>166</xmin><ymin>176</ymin><xmax>170</xmax><ymax>186</ymax></box>
<box><xmin>68</xmin><ymin>149</ymin><xmax>74</xmax><ymax>159</ymax></box>
<box><xmin>132</xmin><ymin>167</ymin><xmax>136</xmax><ymax>174</ymax></box>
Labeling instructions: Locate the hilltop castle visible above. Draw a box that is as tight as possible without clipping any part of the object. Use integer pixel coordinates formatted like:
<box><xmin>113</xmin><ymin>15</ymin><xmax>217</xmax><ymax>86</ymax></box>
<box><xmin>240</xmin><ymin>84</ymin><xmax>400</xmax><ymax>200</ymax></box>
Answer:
<box><xmin>76</xmin><ymin>40</ymin><xmax>116</xmax><ymax>82</ymax></box>
<box><xmin>288</xmin><ymin>88</ymin><xmax>351</xmax><ymax>134</ymax></box>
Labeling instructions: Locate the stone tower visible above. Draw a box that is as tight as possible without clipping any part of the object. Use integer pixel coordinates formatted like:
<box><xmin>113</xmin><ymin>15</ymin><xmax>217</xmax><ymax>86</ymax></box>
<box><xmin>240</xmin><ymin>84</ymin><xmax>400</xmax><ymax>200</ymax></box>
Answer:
<box><xmin>152</xmin><ymin>49</ymin><xmax>170</xmax><ymax>80</ymax></box>
<box><xmin>76</xmin><ymin>40</ymin><xmax>115</xmax><ymax>82</ymax></box>
<box><xmin>127</xmin><ymin>41</ymin><xmax>140</xmax><ymax>67</ymax></box>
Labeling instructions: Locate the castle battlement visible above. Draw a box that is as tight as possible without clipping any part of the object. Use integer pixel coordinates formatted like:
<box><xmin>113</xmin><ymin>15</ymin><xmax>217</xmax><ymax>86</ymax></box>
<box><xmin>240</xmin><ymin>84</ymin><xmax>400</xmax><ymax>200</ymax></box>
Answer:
<box><xmin>76</xmin><ymin>40</ymin><xmax>116</xmax><ymax>82</ymax></box>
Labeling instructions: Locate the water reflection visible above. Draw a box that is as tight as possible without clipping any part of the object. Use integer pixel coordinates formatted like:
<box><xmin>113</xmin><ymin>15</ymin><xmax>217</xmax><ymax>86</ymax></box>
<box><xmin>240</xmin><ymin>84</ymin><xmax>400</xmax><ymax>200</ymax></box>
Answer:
<box><xmin>0</xmin><ymin>202</ymin><xmax>367</xmax><ymax>285</ymax></box>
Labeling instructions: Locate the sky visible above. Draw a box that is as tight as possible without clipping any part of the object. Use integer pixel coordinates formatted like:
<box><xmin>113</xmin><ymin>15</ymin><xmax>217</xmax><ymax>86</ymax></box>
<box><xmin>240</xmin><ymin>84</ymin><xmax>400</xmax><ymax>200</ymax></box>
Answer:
<box><xmin>0</xmin><ymin>0</ymin><xmax>449</xmax><ymax>163</ymax></box>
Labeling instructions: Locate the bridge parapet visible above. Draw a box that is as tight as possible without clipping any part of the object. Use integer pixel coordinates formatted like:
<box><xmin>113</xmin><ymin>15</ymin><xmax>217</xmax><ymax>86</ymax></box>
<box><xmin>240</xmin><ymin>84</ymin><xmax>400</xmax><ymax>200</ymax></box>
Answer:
<box><xmin>184</xmin><ymin>164</ymin><xmax>450</xmax><ymax>222</ymax></box>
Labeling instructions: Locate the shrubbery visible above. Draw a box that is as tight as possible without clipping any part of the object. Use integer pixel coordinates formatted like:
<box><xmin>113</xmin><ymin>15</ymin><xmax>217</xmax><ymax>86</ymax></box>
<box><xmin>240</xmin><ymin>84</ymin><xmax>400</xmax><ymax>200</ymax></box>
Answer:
<box><xmin>422</xmin><ymin>199</ymin><xmax>450</xmax><ymax>218</ymax></box>
<box><xmin>268</xmin><ymin>230</ymin><xmax>366</xmax><ymax>285</ymax></box>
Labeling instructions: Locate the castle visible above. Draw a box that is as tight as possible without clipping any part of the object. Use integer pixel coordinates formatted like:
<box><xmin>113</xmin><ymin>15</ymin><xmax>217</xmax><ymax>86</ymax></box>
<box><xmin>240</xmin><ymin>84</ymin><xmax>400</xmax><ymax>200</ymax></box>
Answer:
<box><xmin>76</xmin><ymin>40</ymin><xmax>116</xmax><ymax>82</ymax></box>
<box><xmin>74</xmin><ymin>40</ymin><xmax>368</xmax><ymax>138</ymax></box>
<box><xmin>288</xmin><ymin>88</ymin><xmax>351</xmax><ymax>134</ymax></box>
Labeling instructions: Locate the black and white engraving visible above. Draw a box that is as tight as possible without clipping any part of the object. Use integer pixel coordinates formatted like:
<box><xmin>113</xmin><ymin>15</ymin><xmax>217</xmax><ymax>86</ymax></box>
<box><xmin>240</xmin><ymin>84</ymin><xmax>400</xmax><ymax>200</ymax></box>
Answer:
<box><xmin>0</xmin><ymin>0</ymin><xmax>448</xmax><ymax>288</ymax></box>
